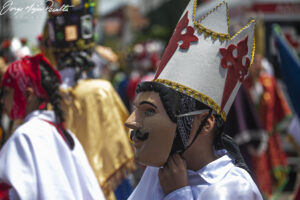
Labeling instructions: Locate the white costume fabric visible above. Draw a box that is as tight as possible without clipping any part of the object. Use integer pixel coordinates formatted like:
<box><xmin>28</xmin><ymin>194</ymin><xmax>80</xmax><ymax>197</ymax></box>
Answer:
<box><xmin>128</xmin><ymin>150</ymin><xmax>263</xmax><ymax>200</ymax></box>
<box><xmin>0</xmin><ymin>110</ymin><xmax>105</xmax><ymax>200</ymax></box>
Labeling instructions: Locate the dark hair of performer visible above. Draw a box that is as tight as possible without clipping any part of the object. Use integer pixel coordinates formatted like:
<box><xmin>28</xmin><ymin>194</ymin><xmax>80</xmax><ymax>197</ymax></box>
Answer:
<box><xmin>54</xmin><ymin>49</ymin><xmax>95</xmax><ymax>81</ymax></box>
<box><xmin>126</xmin><ymin>81</ymin><xmax>247</xmax><ymax>171</ymax></box>
<box><xmin>39</xmin><ymin>61</ymin><xmax>74</xmax><ymax>149</ymax></box>
<box><xmin>1</xmin><ymin>58</ymin><xmax>74</xmax><ymax>149</ymax></box>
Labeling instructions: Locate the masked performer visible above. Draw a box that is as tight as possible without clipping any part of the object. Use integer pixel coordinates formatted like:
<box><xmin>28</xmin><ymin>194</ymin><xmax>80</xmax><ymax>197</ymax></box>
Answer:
<box><xmin>0</xmin><ymin>54</ymin><xmax>105</xmax><ymax>199</ymax></box>
<box><xmin>125</xmin><ymin>0</ymin><xmax>263</xmax><ymax>199</ymax></box>
<box><xmin>43</xmin><ymin>0</ymin><xmax>135</xmax><ymax>199</ymax></box>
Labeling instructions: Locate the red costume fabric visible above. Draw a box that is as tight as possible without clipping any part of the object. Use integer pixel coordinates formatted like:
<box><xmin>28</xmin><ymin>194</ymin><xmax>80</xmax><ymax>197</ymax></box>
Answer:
<box><xmin>154</xmin><ymin>11</ymin><xmax>198</xmax><ymax>79</ymax></box>
<box><xmin>1</xmin><ymin>54</ymin><xmax>61</xmax><ymax>120</ymax></box>
<box><xmin>0</xmin><ymin>183</ymin><xmax>11</xmax><ymax>200</ymax></box>
<box><xmin>245</xmin><ymin>74</ymin><xmax>291</xmax><ymax>198</ymax></box>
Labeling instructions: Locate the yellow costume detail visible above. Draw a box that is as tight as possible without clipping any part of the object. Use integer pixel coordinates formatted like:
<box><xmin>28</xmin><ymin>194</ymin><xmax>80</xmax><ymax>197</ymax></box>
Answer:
<box><xmin>192</xmin><ymin>0</ymin><xmax>230</xmax><ymax>42</ymax></box>
<box><xmin>155</xmin><ymin>78</ymin><xmax>227</xmax><ymax>121</ymax></box>
<box><xmin>60</xmin><ymin>79</ymin><xmax>135</xmax><ymax>199</ymax></box>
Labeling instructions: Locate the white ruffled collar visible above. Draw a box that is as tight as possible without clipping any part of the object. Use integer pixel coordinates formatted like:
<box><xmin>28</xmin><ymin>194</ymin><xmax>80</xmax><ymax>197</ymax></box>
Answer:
<box><xmin>24</xmin><ymin>110</ymin><xmax>56</xmax><ymax>124</ymax></box>
<box><xmin>187</xmin><ymin>150</ymin><xmax>234</xmax><ymax>184</ymax></box>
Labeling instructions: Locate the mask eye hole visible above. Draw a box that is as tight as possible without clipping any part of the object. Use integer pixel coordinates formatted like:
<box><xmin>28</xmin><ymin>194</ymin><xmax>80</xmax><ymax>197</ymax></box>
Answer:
<box><xmin>130</xmin><ymin>130</ymin><xmax>134</xmax><ymax>141</ymax></box>
<box><xmin>145</xmin><ymin>108</ymin><xmax>155</xmax><ymax>116</ymax></box>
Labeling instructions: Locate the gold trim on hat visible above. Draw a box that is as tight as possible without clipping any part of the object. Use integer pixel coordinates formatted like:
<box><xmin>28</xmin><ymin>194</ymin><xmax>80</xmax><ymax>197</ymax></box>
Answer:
<box><xmin>192</xmin><ymin>0</ymin><xmax>256</xmax><ymax>67</ymax></box>
<box><xmin>155</xmin><ymin>78</ymin><xmax>227</xmax><ymax>121</ymax></box>
<box><xmin>230</xmin><ymin>19</ymin><xmax>256</xmax><ymax>68</ymax></box>
<box><xmin>193</xmin><ymin>0</ymin><xmax>230</xmax><ymax>42</ymax></box>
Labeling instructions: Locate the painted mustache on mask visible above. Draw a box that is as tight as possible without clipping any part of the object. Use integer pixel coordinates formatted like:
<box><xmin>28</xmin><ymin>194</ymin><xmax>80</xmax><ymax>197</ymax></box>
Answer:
<box><xmin>130</xmin><ymin>130</ymin><xmax>149</xmax><ymax>141</ymax></box>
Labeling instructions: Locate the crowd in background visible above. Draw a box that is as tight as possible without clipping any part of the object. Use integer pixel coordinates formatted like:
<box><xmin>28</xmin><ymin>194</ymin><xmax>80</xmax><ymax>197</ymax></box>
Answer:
<box><xmin>0</xmin><ymin>0</ymin><xmax>300</xmax><ymax>199</ymax></box>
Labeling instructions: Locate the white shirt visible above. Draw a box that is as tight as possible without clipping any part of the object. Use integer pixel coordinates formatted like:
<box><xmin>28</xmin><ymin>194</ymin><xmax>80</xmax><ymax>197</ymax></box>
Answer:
<box><xmin>128</xmin><ymin>151</ymin><xmax>263</xmax><ymax>200</ymax></box>
<box><xmin>0</xmin><ymin>110</ymin><xmax>105</xmax><ymax>200</ymax></box>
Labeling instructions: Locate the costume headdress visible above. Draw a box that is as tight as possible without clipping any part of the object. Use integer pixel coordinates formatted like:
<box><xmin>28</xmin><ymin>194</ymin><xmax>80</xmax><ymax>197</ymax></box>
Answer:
<box><xmin>154</xmin><ymin>0</ymin><xmax>255</xmax><ymax>121</ymax></box>
<box><xmin>1</xmin><ymin>54</ymin><xmax>61</xmax><ymax>119</ymax></box>
<box><xmin>45</xmin><ymin>0</ymin><xmax>96</xmax><ymax>53</ymax></box>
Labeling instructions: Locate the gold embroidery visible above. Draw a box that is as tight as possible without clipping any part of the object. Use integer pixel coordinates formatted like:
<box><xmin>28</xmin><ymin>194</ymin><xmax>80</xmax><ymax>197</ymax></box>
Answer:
<box><xmin>155</xmin><ymin>79</ymin><xmax>227</xmax><ymax>121</ymax></box>
<box><xmin>230</xmin><ymin>19</ymin><xmax>256</xmax><ymax>69</ymax></box>
<box><xmin>192</xmin><ymin>0</ymin><xmax>230</xmax><ymax>42</ymax></box>
<box><xmin>192</xmin><ymin>0</ymin><xmax>256</xmax><ymax>71</ymax></box>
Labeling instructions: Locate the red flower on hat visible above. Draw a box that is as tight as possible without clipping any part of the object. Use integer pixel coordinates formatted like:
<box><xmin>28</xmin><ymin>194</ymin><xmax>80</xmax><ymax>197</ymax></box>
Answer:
<box><xmin>154</xmin><ymin>11</ymin><xmax>198</xmax><ymax>79</ymax></box>
<box><xmin>219</xmin><ymin>36</ymin><xmax>250</xmax><ymax>111</ymax></box>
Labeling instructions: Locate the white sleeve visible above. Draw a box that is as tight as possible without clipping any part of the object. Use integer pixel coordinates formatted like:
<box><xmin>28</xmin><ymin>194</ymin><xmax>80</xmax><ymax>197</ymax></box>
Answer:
<box><xmin>0</xmin><ymin>133</ymin><xmax>37</xmax><ymax>200</ymax></box>
<box><xmin>163</xmin><ymin>175</ymin><xmax>263</xmax><ymax>200</ymax></box>
<box><xmin>163</xmin><ymin>186</ymin><xmax>194</xmax><ymax>200</ymax></box>
<box><xmin>200</xmin><ymin>181</ymin><xmax>263</xmax><ymax>200</ymax></box>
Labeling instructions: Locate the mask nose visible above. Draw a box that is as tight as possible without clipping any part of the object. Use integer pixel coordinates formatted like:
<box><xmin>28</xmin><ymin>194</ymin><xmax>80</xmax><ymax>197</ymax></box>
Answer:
<box><xmin>124</xmin><ymin>111</ymin><xmax>142</xmax><ymax>130</ymax></box>
<box><xmin>125</xmin><ymin>111</ymin><xmax>149</xmax><ymax>141</ymax></box>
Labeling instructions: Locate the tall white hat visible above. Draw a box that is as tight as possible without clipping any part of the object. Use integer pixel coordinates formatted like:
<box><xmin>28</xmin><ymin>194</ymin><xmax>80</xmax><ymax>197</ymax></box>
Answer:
<box><xmin>154</xmin><ymin>0</ymin><xmax>255</xmax><ymax>121</ymax></box>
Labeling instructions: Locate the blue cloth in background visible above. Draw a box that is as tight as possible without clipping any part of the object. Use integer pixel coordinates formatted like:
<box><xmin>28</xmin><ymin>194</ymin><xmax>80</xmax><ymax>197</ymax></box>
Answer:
<box><xmin>114</xmin><ymin>178</ymin><xmax>133</xmax><ymax>200</ymax></box>
<box><xmin>273</xmin><ymin>25</ymin><xmax>300</xmax><ymax>118</ymax></box>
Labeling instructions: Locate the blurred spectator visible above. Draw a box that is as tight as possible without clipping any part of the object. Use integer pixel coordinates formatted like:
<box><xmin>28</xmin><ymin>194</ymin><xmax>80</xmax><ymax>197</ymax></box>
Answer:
<box><xmin>244</xmin><ymin>54</ymin><xmax>292</xmax><ymax>199</ymax></box>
